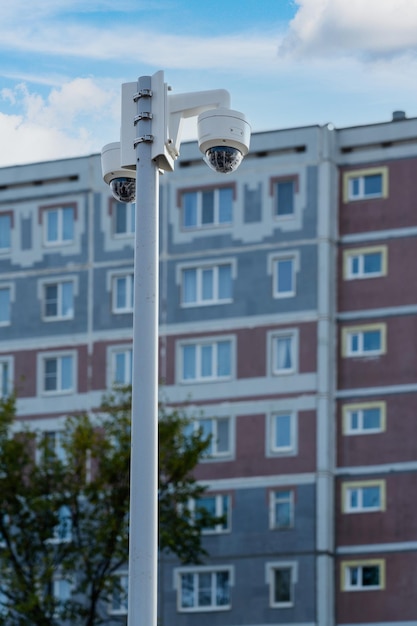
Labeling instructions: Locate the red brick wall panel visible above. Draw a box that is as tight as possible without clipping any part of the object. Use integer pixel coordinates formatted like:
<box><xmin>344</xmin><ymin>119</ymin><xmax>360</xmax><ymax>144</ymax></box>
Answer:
<box><xmin>337</xmin><ymin>552</ymin><xmax>417</xmax><ymax>623</ymax></box>
<box><xmin>338</xmin><ymin>393</ymin><xmax>417</xmax><ymax>467</ymax></box>
<box><xmin>340</xmin><ymin>158</ymin><xmax>417</xmax><ymax>236</ymax></box>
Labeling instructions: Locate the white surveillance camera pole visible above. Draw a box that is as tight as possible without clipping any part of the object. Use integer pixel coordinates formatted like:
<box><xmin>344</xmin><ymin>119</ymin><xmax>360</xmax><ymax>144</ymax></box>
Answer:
<box><xmin>118</xmin><ymin>70</ymin><xmax>244</xmax><ymax>626</ymax></box>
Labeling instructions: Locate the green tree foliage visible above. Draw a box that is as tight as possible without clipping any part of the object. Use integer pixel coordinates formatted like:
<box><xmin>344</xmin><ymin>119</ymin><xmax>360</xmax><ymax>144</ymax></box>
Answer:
<box><xmin>0</xmin><ymin>388</ymin><xmax>216</xmax><ymax>625</ymax></box>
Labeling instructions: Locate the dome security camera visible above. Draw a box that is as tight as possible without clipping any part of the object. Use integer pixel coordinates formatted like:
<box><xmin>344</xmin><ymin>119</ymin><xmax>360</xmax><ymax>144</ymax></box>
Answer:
<box><xmin>198</xmin><ymin>108</ymin><xmax>251</xmax><ymax>174</ymax></box>
<box><xmin>101</xmin><ymin>142</ymin><xmax>136</xmax><ymax>203</ymax></box>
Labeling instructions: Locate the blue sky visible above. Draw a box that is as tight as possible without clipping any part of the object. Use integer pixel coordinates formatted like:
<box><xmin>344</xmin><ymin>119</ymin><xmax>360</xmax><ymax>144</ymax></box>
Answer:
<box><xmin>0</xmin><ymin>0</ymin><xmax>417</xmax><ymax>166</ymax></box>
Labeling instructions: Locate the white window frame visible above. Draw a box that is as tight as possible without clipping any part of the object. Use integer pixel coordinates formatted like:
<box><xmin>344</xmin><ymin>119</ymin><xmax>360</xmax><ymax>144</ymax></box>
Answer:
<box><xmin>269</xmin><ymin>329</ymin><xmax>298</xmax><ymax>376</ymax></box>
<box><xmin>348</xmin><ymin>174</ymin><xmax>384</xmax><ymax>201</ymax></box>
<box><xmin>52</xmin><ymin>575</ymin><xmax>73</xmax><ymax>618</ymax></box>
<box><xmin>342</xmin><ymin>560</ymin><xmax>385</xmax><ymax>591</ymax></box>
<box><xmin>343</xmin><ymin>167</ymin><xmax>388</xmax><ymax>202</ymax></box>
<box><xmin>112</xmin><ymin>273</ymin><xmax>134</xmax><ymax>313</ymax></box>
<box><xmin>0</xmin><ymin>213</ymin><xmax>11</xmax><ymax>253</ymax></box>
<box><xmin>191</xmin><ymin>493</ymin><xmax>231</xmax><ymax>534</ymax></box>
<box><xmin>273</xmin><ymin>178</ymin><xmax>297</xmax><ymax>218</ymax></box>
<box><xmin>267</xmin><ymin>412</ymin><xmax>297</xmax><ymax>457</ymax></box>
<box><xmin>38</xmin><ymin>351</ymin><xmax>76</xmax><ymax>396</ymax></box>
<box><xmin>266</xmin><ymin>561</ymin><xmax>297</xmax><ymax>608</ymax></box>
<box><xmin>342</xmin><ymin>324</ymin><xmax>386</xmax><ymax>357</ymax></box>
<box><xmin>43</xmin><ymin>206</ymin><xmax>75</xmax><ymax>246</ymax></box>
<box><xmin>0</xmin><ymin>285</ymin><xmax>11</xmax><ymax>327</ymax></box>
<box><xmin>108</xmin><ymin>346</ymin><xmax>133</xmax><ymax>387</ymax></box>
<box><xmin>269</xmin><ymin>489</ymin><xmax>295</xmax><ymax>530</ymax></box>
<box><xmin>343</xmin><ymin>401</ymin><xmax>386</xmax><ymax>435</ymax></box>
<box><xmin>108</xmin><ymin>571</ymin><xmax>128</xmax><ymax>616</ymax></box>
<box><xmin>174</xmin><ymin>565</ymin><xmax>233</xmax><ymax>612</ymax></box>
<box><xmin>178</xmin><ymin>261</ymin><xmax>235</xmax><ymax>307</ymax></box>
<box><xmin>186</xmin><ymin>416</ymin><xmax>233</xmax><ymax>460</ymax></box>
<box><xmin>344</xmin><ymin>246</ymin><xmax>387</xmax><ymax>280</ymax></box>
<box><xmin>42</xmin><ymin>280</ymin><xmax>75</xmax><ymax>321</ymax></box>
<box><xmin>181</xmin><ymin>187</ymin><xmax>234</xmax><ymax>229</ymax></box>
<box><xmin>178</xmin><ymin>337</ymin><xmax>234</xmax><ymax>384</ymax></box>
<box><xmin>40</xmin><ymin>430</ymin><xmax>67</xmax><ymax>464</ymax></box>
<box><xmin>342</xmin><ymin>480</ymin><xmax>385</xmax><ymax>514</ymax></box>
<box><xmin>0</xmin><ymin>357</ymin><xmax>13</xmax><ymax>399</ymax></box>
<box><xmin>50</xmin><ymin>505</ymin><xmax>72</xmax><ymax>543</ymax></box>
<box><xmin>273</xmin><ymin>256</ymin><xmax>296</xmax><ymax>298</ymax></box>
<box><xmin>112</xmin><ymin>201</ymin><xmax>135</xmax><ymax>237</ymax></box>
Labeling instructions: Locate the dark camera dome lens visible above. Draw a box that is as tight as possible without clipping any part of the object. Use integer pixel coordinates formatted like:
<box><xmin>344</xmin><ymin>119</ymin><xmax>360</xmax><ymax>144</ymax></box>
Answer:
<box><xmin>110</xmin><ymin>177</ymin><xmax>136</xmax><ymax>203</ymax></box>
<box><xmin>204</xmin><ymin>146</ymin><xmax>243</xmax><ymax>174</ymax></box>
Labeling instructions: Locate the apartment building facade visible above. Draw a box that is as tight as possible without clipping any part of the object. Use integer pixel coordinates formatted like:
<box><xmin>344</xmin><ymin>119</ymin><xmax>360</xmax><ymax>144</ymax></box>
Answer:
<box><xmin>336</xmin><ymin>116</ymin><xmax>417</xmax><ymax>625</ymax></box>
<box><xmin>0</xmin><ymin>112</ymin><xmax>416</xmax><ymax>625</ymax></box>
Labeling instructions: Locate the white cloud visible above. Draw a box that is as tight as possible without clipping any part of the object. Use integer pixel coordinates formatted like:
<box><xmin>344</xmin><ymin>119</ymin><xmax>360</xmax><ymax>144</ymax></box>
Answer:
<box><xmin>280</xmin><ymin>0</ymin><xmax>417</xmax><ymax>59</ymax></box>
<box><xmin>0</xmin><ymin>22</ymin><xmax>278</xmax><ymax>74</ymax></box>
<box><xmin>0</xmin><ymin>79</ymin><xmax>120</xmax><ymax>166</ymax></box>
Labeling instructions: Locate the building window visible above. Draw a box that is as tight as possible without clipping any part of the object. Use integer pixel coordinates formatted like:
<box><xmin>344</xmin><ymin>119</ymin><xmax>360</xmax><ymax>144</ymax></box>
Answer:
<box><xmin>342</xmin><ymin>560</ymin><xmax>385</xmax><ymax>591</ymax></box>
<box><xmin>0</xmin><ymin>287</ymin><xmax>10</xmax><ymax>326</ymax></box>
<box><xmin>0</xmin><ymin>359</ymin><xmax>12</xmax><ymax>399</ymax></box>
<box><xmin>111</xmin><ymin>348</ymin><xmax>133</xmax><ymax>386</ymax></box>
<box><xmin>274</xmin><ymin>179</ymin><xmax>296</xmax><ymax>217</ymax></box>
<box><xmin>109</xmin><ymin>572</ymin><xmax>128</xmax><ymax>615</ymax></box>
<box><xmin>344</xmin><ymin>246</ymin><xmax>387</xmax><ymax>280</ymax></box>
<box><xmin>40</xmin><ymin>353</ymin><xmax>75</xmax><ymax>395</ymax></box>
<box><xmin>193</xmin><ymin>494</ymin><xmax>231</xmax><ymax>533</ymax></box>
<box><xmin>269</xmin><ymin>413</ymin><xmax>296</xmax><ymax>455</ymax></box>
<box><xmin>186</xmin><ymin>416</ymin><xmax>232</xmax><ymax>459</ymax></box>
<box><xmin>181</xmin><ymin>263</ymin><xmax>233</xmax><ymax>306</ymax></box>
<box><xmin>342</xmin><ymin>480</ymin><xmax>386</xmax><ymax>513</ymax></box>
<box><xmin>342</xmin><ymin>324</ymin><xmax>386</xmax><ymax>357</ymax></box>
<box><xmin>43</xmin><ymin>281</ymin><xmax>74</xmax><ymax>320</ymax></box>
<box><xmin>271</xmin><ymin>332</ymin><xmax>297</xmax><ymax>375</ymax></box>
<box><xmin>52</xmin><ymin>505</ymin><xmax>72</xmax><ymax>542</ymax></box>
<box><xmin>269</xmin><ymin>329</ymin><xmax>298</xmax><ymax>376</ymax></box>
<box><xmin>53</xmin><ymin>577</ymin><xmax>72</xmax><ymax>604</ymax></box>
<box><xmin>176</xmin><ymin>566</ymin><xmax>232</xmax><ymax>612</ymax></box>
<box><xmin>270</xmin><ymin>490</ymin><xmax>294</xmax><ymax>529</ymax></box>
<box><xmin>43</xmin><ymin>206</ymin><xmax>74</xmax><ymax>245</ymax></box>
<box><xmin>267</xmin><ymin>562</ymin><xmax>296</xmax><ymax>608</ymax></box>
<box><xmin>180</xmin><ymin>339</ymin><xmax>232</xmax><ymax>382</ymax></box>
<box><xmin>0</xmin><ymin>214</ymin><xmax>11</xmax><ymax>251</ymax></box>
<box><xmin>343</xmin><ymin>167</ymin><xmax>388</xmax><ymax>202</ymax></box>
<box><xmin>113</xmin><ymin>202</ymin><xmax>135</xmax><ymax>236</ymax></box>
<box><xmin>42</xmin><ymin>430</ymin><xmax>67</xmax><ymax>463</ymax></box>
<box><xmin>181</xmin><ymin>187</ymin><xmax>233</xmax><ymax>229</ymax></box>
<box><xmin>112</xmin><ymin>274</ymin><xmax>134</xmax><ymax>313</ymax></box>
<box><xmin>343</xmin><ymin>402</ymin><xmax>385</xmax><ymax>435</ymax></box>
<box><xmin>273</xmin><ymin>256</ymin><xmax>296</xmax><ymax>297</ymax></box>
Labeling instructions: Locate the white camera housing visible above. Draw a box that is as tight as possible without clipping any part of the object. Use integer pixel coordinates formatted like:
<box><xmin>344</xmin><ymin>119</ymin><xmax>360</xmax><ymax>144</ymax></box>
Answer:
<box><xmin>197</xmin><ymin>108</ymin><xmax>251</xmax><ymax>174</ymax></box>
<box><xmin>101</xmin><ymin>142</ymin><xmax>136</xmax><ymax>203</ymax></box>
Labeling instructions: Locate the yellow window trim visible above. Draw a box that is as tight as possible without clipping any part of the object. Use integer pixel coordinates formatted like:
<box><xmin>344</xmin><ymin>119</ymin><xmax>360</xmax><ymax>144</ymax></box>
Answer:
<box><xmin>343</xmin><ymin>167</ymin><xmax>388</xmax><ymax>203</ymax></box>
<box><xmin>343</xmin><ymin>245</ymin><xmax>388</xmax><ymax>280</ymax></box>
<box><xmin>341</xmin><ymin>479</ymin><xmax>386</xmax><ymax>513</ymax></box>
<box><xmin>341</xmin><ymin>559</ymin><xmax>386</xmax><ymax>591</ymax></box>
<box><xmin>341</xmin><ymin>323</ymin><xmax>387</xmax><ymax>357</ymax></box>
<box><xmin>342</xmin><ymin>401</ymin><xmax>386</xmax><ymax>435</ymax></box>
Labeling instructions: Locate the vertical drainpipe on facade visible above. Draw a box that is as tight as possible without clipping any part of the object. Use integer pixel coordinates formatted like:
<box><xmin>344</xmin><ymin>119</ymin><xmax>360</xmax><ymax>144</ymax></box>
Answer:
<box><xmin>316</xmin><ymin>124</ymin><xmax>337</xmax><ymax>626</ymax></box>
<box><xmin>87</xmin><ymin>158</ymin><xmax>95</xmax><ymax>393</ymax></box>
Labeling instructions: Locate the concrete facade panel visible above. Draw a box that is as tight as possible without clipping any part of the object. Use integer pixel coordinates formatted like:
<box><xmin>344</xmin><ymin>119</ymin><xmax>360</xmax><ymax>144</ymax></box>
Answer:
<box><xmin>163</xmin><ymin>322</ymin><xmax>317</xmax><ymax>387</ymax></box>
<box><xmin>160</xmin><ymin>553</ymin><xmax>316</xmax><ymax>626</ymax></box>
<box><xmin>336</xmin><ymin>552</ymin><xmax>417</xmax><ymax>623</ymax></box>
<box><xmin>339</xmin><ymin>158</ymin><xmax>417</xmax><ymax>235</ymax></box>
<box><xmin>163</xmin><ymin>245</ymin><xmax>318</xmax><ymax>325</ymax></box>
<box><xmin>338</xmin><ymin>316</ymin><xmax>417</xmax><ymax>390</ymax></box>
<box><xmin>338</xmin><ymin>393</ymin><xmax>417</xmax><ymax>467</ymax></box>
<box><xmin>339</xmin><ymin>236</ymin><xmax>417</xmax><ymax>312</ymax></box>
<box><xmin>336</xmin><ymin>472</ymin><xmax>417</xmax><ymax>545</ymax></box>
<box><xmin>193</xmin><ymin>410</ymin><xmax>317</xmax><ymax>481</ymax></box>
